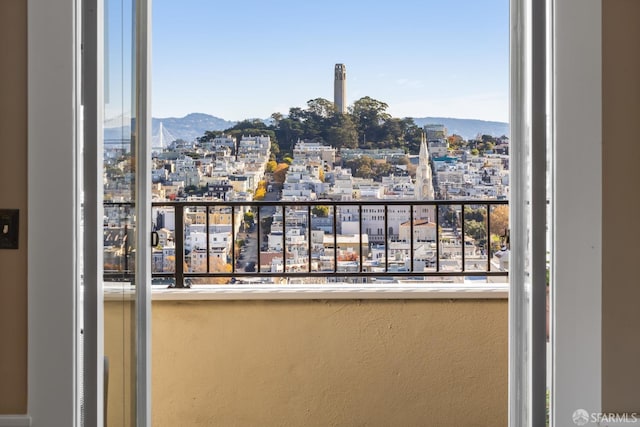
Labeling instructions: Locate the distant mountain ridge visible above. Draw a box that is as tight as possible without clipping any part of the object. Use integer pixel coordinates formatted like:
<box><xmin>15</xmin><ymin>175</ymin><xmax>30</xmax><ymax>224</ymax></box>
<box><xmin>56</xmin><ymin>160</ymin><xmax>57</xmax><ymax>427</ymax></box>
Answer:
<box><xmin>104</xmin><ymin>113</ymin><xmax>237</xmax><ymax>143</ymax></box>
<box><xmin>104</xmin><ymin>112</ymin><xmax>508</xmax><ymax>143</ymax></box>
<box><xmin>152</xmin><ymin>113</ymin><xmax>237</xmax><ymax>142</ymax></box>
<box><xmin>410</xmin><ymin>117</ymin><xmax>509</xmax><ymax>140</ymax></box>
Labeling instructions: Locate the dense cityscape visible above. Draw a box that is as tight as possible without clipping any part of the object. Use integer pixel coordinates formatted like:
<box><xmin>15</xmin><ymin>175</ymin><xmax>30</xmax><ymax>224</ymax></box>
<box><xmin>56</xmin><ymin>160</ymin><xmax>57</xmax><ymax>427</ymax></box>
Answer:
<box><xmin>103</xmin><ymin>65</ymin><xmax>510</xmax><ymax>285</ymax></box>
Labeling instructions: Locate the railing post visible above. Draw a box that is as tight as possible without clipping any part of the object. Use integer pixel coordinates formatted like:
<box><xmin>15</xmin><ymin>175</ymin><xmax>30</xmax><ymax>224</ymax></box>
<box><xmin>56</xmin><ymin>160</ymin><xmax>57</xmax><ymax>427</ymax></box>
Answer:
<box><xmin>461</xmin><ymin>204</ymin><xmax>466</xmax><ymax>272</ymax></box>
<box><xmin>410</xmin><ymin>205</ymin><xmax>414</xmax><ymax>272</ymax></box>
<box><xmin>358</xmin><ymin>205</ymin><xmax>363</xmax><ymax>274</ymax></box>
<box><xmin>206</xmin><ymin>206</ymin><xmax>210</xmax><ymax>273</ymax></box>
<box><xmin>307</xmin><ymin>205</ymin><xmax>312</xmax><ymax>274</ymax></box>
<box><xmin>333</xmin><ymin>204</ymin><xmax>338</xmax><ymax>274</ymax></box>
<box><xmin>257</xmin><ymin>205</ymin><xmax>261</xmax><ymax>273</ymax></box>
<box><xmin>282</xmin><ymin>206</ymin><xmax>287</xmax><ymax>273</ymax></box>
<box><xmin>384</xmin><ymin>205</ymin><xmax>389</xmax><ymax>272</ymax></box>
<box><xmin>486</xmin><ymin>203</ymin><xmax>491</xmax><ymax>273</ymax></box>
<box><xmin>231</xmin><ymin>205</ymin><xmax>235</xmax><ymax>274</ymax></box>
<box><xmin>436</xmin><ymin>204</ymin><xmax>440</xmax><ymax>272</ymax></box>
<box><xmin>175</xmin><ymin>206</ymin><xmax>185</xmax><ymax>288</ymax></box>
<box><xmin>124</xmin><ymin>223</ymin><xmax>129</xmax><ymax>273</ymax></box>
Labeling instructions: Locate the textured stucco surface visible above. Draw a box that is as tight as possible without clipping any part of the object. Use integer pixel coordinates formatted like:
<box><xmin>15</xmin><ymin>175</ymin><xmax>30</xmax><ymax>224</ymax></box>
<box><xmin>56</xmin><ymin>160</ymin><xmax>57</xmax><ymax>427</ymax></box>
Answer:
<box><xmin>140</xmin><ymin>299</ymin><xmax>508</xmax><ymax>426</ymax></box>
<box><xmin>105</xmin><ymin>298</ymin><xmax>137</xmax><ymax>426</ymax></box>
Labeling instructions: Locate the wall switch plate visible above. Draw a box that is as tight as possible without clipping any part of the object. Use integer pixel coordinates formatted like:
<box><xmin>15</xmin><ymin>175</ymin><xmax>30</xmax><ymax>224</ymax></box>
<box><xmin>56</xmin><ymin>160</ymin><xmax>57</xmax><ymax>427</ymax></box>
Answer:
<box><xmin>0</xmin><ymin>209</ymin><xmax>19</xmax><ymax>249</ymax></box>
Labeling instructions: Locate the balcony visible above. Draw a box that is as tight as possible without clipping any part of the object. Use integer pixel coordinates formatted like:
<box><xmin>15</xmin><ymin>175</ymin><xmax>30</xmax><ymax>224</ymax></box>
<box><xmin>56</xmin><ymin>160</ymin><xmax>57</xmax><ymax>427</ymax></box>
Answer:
<box><xmin>103</xmin><ymin>199</ymin><xmax>509</xmax><ymax>426</ymax></box>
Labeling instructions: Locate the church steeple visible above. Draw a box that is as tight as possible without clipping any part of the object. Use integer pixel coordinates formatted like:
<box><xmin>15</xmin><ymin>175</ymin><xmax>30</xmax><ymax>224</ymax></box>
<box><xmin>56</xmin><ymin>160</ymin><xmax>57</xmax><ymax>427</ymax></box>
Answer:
<box><xmin>416</xmin><ymin>131</ymin><xmax>434</xmax><ymax>200</ymax></box>
<box><xmin>419</xmin><ymin>131</ymin><xmax>429</xmax><ymax>163</ymax></box>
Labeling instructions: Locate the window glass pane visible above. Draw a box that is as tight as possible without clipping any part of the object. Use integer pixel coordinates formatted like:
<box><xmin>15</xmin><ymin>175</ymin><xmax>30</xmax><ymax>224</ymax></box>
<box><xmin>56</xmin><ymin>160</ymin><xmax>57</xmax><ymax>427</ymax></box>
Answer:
<box><xmin>103</xmin><ymin>0</ymin><xmax>138</xmax><ymax>424</ymax></box>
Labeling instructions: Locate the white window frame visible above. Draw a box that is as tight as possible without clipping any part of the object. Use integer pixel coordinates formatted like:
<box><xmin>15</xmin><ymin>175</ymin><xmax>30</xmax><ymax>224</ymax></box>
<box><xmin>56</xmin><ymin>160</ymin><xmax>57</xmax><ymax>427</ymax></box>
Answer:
<box><xmin>551</xmin><ymin>0</ymin><xmax>602</xmax><ymax>425</ymax></box>
<box><xmin>27</xmin><ymin>0</ymin><xmax>81</xmax><ymax>425</ymax></box>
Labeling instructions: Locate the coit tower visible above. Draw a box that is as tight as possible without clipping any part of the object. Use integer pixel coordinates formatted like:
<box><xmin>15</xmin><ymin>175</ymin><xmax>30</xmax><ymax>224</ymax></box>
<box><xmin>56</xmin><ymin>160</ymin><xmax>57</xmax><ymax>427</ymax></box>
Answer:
<box><xmin>334</xmin><ymin>64</ymin><xmax>346</xmax><ymax>114</ymax></box>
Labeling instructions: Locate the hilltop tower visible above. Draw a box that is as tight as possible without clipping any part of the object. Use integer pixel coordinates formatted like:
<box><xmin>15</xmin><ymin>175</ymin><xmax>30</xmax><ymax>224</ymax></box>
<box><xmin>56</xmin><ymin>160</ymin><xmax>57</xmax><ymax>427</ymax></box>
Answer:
<box><xmin>334</xmin><ymin>64</ymin><xmax>347</xmax><ymax>114</ymax></box>
<box><xmin>416</xmin><ymin>132</ymin><xmax>435</xmax><ymax>200</ymax></box>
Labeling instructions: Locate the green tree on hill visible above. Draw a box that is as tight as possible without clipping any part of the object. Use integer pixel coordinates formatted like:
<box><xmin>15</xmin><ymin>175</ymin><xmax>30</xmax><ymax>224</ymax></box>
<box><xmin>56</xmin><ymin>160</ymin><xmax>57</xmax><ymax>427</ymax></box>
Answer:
<box><xmin>343</xmin><ymin>156</ymin><xmax>394</xmax><ymax>181</ymax></box>
<box><xmin>312</xmin><ymin>206</ymin><xmax>330</xmax><ymax>217</ymax></box>
<box><xmin>197</xmin><ymin>95</ymin><xmax>485</xmax><ymax>158</ymax></box>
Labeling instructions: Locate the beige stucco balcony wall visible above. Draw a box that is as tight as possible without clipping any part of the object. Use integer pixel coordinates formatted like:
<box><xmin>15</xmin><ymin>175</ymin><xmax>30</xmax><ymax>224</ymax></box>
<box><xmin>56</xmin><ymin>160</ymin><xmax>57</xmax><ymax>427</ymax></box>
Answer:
<box><xmin>105</xmin><ymin>295</ymin><xmax>507</xmax><ymax>426</ymax></box>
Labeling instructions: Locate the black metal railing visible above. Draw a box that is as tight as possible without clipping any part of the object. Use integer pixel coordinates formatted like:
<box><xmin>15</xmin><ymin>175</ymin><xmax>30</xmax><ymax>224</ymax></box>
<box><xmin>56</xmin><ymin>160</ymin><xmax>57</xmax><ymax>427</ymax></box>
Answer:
<box><xmin>139</xmin><ymin>199</ymin><xmax>509</xmax><ymax>288</ymax></box>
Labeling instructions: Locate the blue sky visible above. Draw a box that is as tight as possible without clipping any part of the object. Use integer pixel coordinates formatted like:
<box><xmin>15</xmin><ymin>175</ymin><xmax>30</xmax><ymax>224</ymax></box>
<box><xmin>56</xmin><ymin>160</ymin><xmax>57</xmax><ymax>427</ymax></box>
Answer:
<box><xmin>151</xmin><ymin>0</ymin><xmax>509</xmax><ymax>122</ymax></box>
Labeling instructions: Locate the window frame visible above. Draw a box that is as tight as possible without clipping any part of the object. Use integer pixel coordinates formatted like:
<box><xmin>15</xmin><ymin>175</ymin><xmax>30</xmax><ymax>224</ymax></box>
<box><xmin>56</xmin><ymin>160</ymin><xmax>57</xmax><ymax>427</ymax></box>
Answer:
<box><xmin>23</xmin><ymin>0</ymin><xmax>604</xmax><ymax>426</ymax></box>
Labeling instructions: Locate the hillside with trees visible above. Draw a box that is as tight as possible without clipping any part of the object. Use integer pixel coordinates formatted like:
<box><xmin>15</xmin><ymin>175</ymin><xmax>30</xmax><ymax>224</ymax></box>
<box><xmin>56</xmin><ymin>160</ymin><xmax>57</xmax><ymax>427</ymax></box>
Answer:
<box><xmin>194</xmin><ymin>97</ymin><xmax>509</xmax><ymax>166</ymax></box>
<box><xmin>198</xmin><ymin>96</ymin><xmax>427</xmax><ymax>158</ymax></box>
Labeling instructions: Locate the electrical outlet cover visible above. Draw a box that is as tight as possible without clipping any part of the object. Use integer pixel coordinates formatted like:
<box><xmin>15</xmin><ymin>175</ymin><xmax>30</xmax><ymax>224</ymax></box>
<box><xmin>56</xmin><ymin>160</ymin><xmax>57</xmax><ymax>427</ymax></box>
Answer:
<box><xmin>0</xmin><ymin>209</ymin><xmax>19</xmax><ymax>249</ymax></box>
